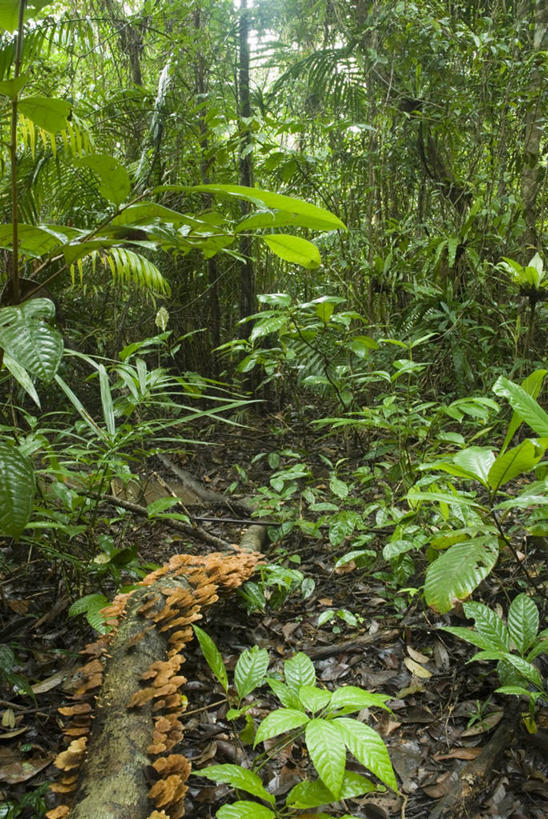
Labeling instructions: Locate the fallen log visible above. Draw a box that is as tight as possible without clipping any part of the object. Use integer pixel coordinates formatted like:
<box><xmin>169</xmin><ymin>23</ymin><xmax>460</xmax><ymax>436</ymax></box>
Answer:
<box><xmin>47</xmin><ymin>547</ymin><xmax>263</xmax><ymax>819</ymax></box>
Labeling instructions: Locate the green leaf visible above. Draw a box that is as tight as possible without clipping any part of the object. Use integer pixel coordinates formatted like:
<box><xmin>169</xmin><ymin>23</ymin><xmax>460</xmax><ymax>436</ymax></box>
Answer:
<box><xmin>234</xmin><ymin>646</ymin><xmax>269</xmax><ymax>700</ymax></box>
<box><xmin>424</xmin><ymin>538</ymin><xmax>499</xmax><ymax>614</ymax></box>
<box><xmin>472</xmin><ymin>651</ymin><xmax>543</xmax><ymax>689</ymax></box>
<box><xmin>254</xmin><ymin>708</ymin><xmax>309</xmax><ymax>746</ymax></box>
<box><xmin>462</xmin><ymin>601</ymin><xmax>510</xmax><ymax>652</ymax></box>
<box><xmin>0</xmin><ymin>300</ymin><xmax>63</xmax><ymax>382</ymax></box>
<box><xmin>266</xmin><ymin>677</ymin><xmax>302</xmax><ymax>710</ymax></box>
<box><xmin>495</xmin><ymin>685</ymin><xmax>537</xmax><ymax>698</ymax></box>
<box><xmin>330</xmin><ymin>686</ymin><xmax>392</xmax><ymax>715</ymax></box>
<box><xmin>493</xmin><ymin>376</ymin><xmax>548</xmax><ymax>437</ymax></box>
<box><xmin>298</xmin><ymin>685</ymin><xmax>332</xmax><ymax>714</ymax></box>
<box><xmin>0</xmin><ymin>1</ymin><xmax>50</xmax><ymax>31</ymax></box>
<box><xmin>284</xmin><ymin>652</ymin><xmax>316</xmax><ymax>690</ymax></box>
<box><xmin>507</xmin><ymin>594</ymin><xmax>539</xmax><ymax>655</ymax></box>
<box><xmin>249</xmin><ymin>314</ymin><xmax>287</xmax><ymax>343</ymax></box>
<box><xmin>335</xmin><ymin>717</ymin><xmax>397</xmax><ymax>791</ymax></box>
<box><xmin>305</xmin><ymin>718</ymin><xmax>347</xmax><ymax>798</ymax></box>
<box><xmin>0</xmin><ymin>224</ymin><xmax>67</xmax><ymax>257</ymax></box>
<box><xmin>349</xmin><ymin>335</ymin><xmax>378</xmax><ymax>357</ymax></box>
<box><xmin>453</xmin><ymin>447</ymin><xmax>495</xmax><ymax>486</ymax></box>
<box><xmin>192</xmin><ymin>625</ymin><xmax>228</xmax><ymax>692</ymax></box>
<box><xmin>73</xmin><ymin>153</ymin><xmax>131</xmax><ymax>206</ymax></box>
<box><xmin>407</xmin><ymin>489</ymin><xmax>481</xmax><ymax>509</ymax></box>
<box><xmin>441</xmin><ymin>625</ymin><xmax>503</xmax><ymax>651</ymax></box>
<box><xmin>2</xmin><ymin>352</ymin><xmax>41</xmax><ymax>407</ymax></box>
<box><xmin>262</xmin><ymin>234</ymin><xmax>321</xmax><ymax>269</ymax></box>
<box><xmin>19</xmin><ymin>96</ymin><xmax>71</xmax><ymax>133</ymax></box>
<box><xmin>0</xmin><ymin>443</ymin><xmax>35</xmax><ymax>538</ymax></box>
<box><xmin>487</xmin><ymin>439</ymin><xmax>546</xmax><ymax>491</ymax></box>
<box><xmin>287</xmin><ymin>771</ymin><xmax>376</xmax><ymax>809</ymax></box>
<box><xmin>185</xmin><ymin>184</ymin><xmax>346</xmax><ymax>230</ymax></box>
<box><xmin>217</xmin><ymin>801</ymin><xmax>275</xmax><ymax>819</ymax></box>
<box><xmin>527</xmin><ymin>640</ymin><xmax>548</xmax><ymax>662</ymax></box>
<box><xmin>329</xmin><ymin>475</ymin><xmax>349</xmax><ymax>499</ymax></box>
<box><xmin>502</xmin><ymin>370</ymin><xmax>547</xmax><ymax>450</ymax></box>
<box><xmin>0</xmin><ymin>75</ymin><xmax>29</xmax><ymax>98</ymax></box>
<box><xmin>199</xmin><ymin>765</ymin><xmax>274</xmax><ymax>805</ymax></box>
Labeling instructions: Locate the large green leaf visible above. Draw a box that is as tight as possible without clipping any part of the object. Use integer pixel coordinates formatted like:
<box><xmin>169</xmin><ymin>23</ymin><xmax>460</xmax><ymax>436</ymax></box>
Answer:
<box><xmin>287</xmin><ymin>771</ymin><xmax>376</xmax><ymax>809</ymax></box>
<box><xmin>493</xmin><ymin>376</ymin><xmax>548</xmax><ymax>437</ymax></box>
<box><xmin>0</xmin><ymin>299</ymin><xmax>63</xmax><ymax>382</ymax></box>
<box><xmin>0</xmin><ymin>224</ymin><xmax>69</xmax><ymax>257</ymax></box>
<box><xmin>184</xmin><ymin>184</ymin><xmax>347</xmax><ymax>230</ymax></box>
<box><xmin>305</xmin><ymin>718</ymin><xmax>347</xmax><ymax>797</ymax></box>
<box><xmin>507</xmin><ymin>594</ymin><xmax>539</xmax><ymax>655</ymax></box>
<box><xmin>262</xmin><ymin>234</ymin><xmax>321</xmax><ymax>269</ymax></box>
<box><xmin>462</xmin><ymin>601</ymin><xmax>510</xmax><ymax>652</ymax></box>
<box><xmin>335</xmin><ymin>717</ymin><xmax>397</xmax><ymax>791</ymax></box>
<box><xmin>424</xmin><ymin>538</ymin><xmax>499</xmax><ymax>613</ymax></box>
<box><xmin>234</xmin><ymin>646</ymin><xmax>269</xmax><ymax>700</ymax></box>
<box><xmin>453</xmin><ymin>447</ymin><xmax>495</xmax><ymax>486</ymax></box>
<box><xmin>330</xmin><ymin>686</ymin><xmax>392</xmax><ymax>715</ymax></box>
<box><xmin>284</xmin><ymin>652</ymin><xmax>316</xmax><ymax>690</ymax></box>
<box><xmin>502</xmin><ymin>370</ymin><xmax>547</xmax><ymax>451</ymax></box>
<box><xmin>0</xmin><ymin>0</ymin><xmax>50</xmax><ymax>31</ymax></box>
<box><xmin>487</xmin><ymin>439</ymin><xmax>546</xmax><ymax>490</ymax></box>
<box><xmin>298</xmin><ymin>685</ymin><xmax>332</xmax><ymax>714</ymax></box>
<box><xmin>19</xmin><ymin>96</ymin><xmax>71</xmax><ymax>133</ymax></box>
<box><xmin>217</xmin><ymin>802</ymin><xmax>275</xmax><ymax>819</ymax></box>
<box><xmin>254</xmin><ymin>708</ymin><xmax>309</xmax><ymax>746</ymax></box>
<box><xmin>0</xmin><ymin>442</ymin><xmax>35</xmax><ymax>538</ymax></box>
<box><xmin>199</xmin><ymin>764</ymin><xmax>274</xmax><ymax>805</ymax></box>
<box><xmin>2</xmin><ymin>352</ymin><xmax>41</xmax><ymax>406</ymax></box>
<box><xmin>73</xmin><ymin>154</ymin><xmax>131</xmax><ymax>206</ymax></box>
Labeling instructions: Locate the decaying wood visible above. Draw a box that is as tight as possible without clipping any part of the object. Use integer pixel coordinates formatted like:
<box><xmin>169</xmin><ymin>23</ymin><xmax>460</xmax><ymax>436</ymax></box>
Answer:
<box><xmin>157</xmin><ymin>453</ymin><xmax>255</xmax><ymax>513</ymax></box>
<box><xmin>306</xmin><ymin>629</ymin><xmax>401</xmax><ymax>660</ymax></box>
<box><xmin>48</xmin><ymin>546</ymin><xmax>263</xmax><ymax>819</ymax></box>
<box><xmin>428</xmin><ymin>705</ymin><xmax>518</xmax><ymax>818</ymax></box>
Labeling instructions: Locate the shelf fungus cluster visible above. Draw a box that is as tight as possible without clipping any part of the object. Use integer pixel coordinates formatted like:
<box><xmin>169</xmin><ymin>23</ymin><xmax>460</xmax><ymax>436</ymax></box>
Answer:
<box><xmin>46</xmin><ymin>547</ymin><xmax>263</xmax><ymax>819</ymax></box>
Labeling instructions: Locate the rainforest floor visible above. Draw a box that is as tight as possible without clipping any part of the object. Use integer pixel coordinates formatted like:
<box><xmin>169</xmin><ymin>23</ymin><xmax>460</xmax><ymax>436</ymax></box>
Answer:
<box><xmin>1</xmin><ymin>413</ymin><xmax>547</xmax><ymax>819</ymax></box>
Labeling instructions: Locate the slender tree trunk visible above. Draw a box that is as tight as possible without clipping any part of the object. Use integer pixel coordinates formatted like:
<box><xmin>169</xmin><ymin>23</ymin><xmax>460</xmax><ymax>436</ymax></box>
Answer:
<box><xmin>193</xmin><ymin>8</ymin><xmax>221</xmax><ymax>356</ymax></box>
<box><xmin>521</xmin><ymin>0</ymin><xmax>548</xmax><ymax>256</ymax></box>
<box><xmin>238</xmin><ymin>0</ymin><xmax>256</xmax><ymax>339</ymax></box>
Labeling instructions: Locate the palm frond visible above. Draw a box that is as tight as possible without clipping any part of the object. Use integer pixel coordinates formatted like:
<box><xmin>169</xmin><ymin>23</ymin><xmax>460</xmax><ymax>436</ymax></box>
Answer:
<box><xmin>71</xmin><ymin>248</ymin><xmax>171</xmax><ymax>297</ymax></box>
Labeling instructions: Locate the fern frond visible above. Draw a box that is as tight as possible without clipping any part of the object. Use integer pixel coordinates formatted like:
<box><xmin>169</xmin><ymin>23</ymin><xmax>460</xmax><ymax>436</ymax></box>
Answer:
<box><xmin>70</xmin><ymin>249</ymin><xmax>171</xmax><ymax>297</ymax></box>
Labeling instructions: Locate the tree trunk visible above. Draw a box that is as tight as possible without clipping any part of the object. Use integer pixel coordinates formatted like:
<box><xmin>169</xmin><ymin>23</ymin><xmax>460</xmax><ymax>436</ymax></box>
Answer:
<box><xmin>238</xmin><ymin>0</ymin><xmax>256</xmax><ymax>338</ymax></box>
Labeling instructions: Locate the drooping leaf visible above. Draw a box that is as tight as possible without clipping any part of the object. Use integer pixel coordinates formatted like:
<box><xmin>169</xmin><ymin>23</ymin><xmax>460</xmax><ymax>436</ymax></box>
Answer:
<box><xmin>507</xmin><ymin>594</ymin><xmax>539</xmax><ymax>655</ymax></box>
<box><xmin>2</xmin><ymin>352</ymin><xmax>41</xmax><ymax>406</ymax></box>
<box><xmin>192</xmin><ymin>625</ymin><xmax>228</xmax><ymax>692</ymax></box>
<box><xmin>453</xmin><ymin>447</ymin><xmax>495</xmax><ymax>486</ymax></box>
<box><xmin>19</xmin><ymin>96</ymin><xmax>71</xmax><ymax>133</ymax></box>
<box><xmin>0</xmin><ymin>300</ymin><xmax>63</xmax><ymax>382</ymax></box>
<box><xmin>262</xmin><ymin>234</ymin><xmax>321</xmax><ymax>269</ymax></box>
<box><xmin>493</xmin><ymin>376</ymin><xmax>548</xmax><ymax>437</ymax></box>
<box><xmin>234</xmin><ymin>646</ymin><xmax>269</xmax><ymax>700</ymax></box>
<box><xmin>183</xmin><ymin>184</ymin><xmax>347</xmax><ymax>230</ymax></box>
<box><xmin>487</xmin><ymin>439</ymin><xmax>546</xmax><ymax>490</ymax></box>
<box><xmin>335</xmin><ymin>717</ymin><xmax>397</xmax><ymax>791</ymax></box>
<box><xmin>73</xmin><ymin>153</ymin><xmax>131</xmax><ymax>206</ymax></box>
<box><xmin>199</xmin><ymin>765</ymin><xmax>274</xmax><ymax>805</ymax></box>
<box><xmin>0</xmin><ymin>442</ymin><xmax>35</xmax><ymax>538</ymax></box>
<box><xmin>305</xmin><ymin>718</ymin><xmax>347</xmax><ymax>798</ymax></box>
<box><xmin>424</xmin><ymin>538</ymin><xmax>499</xmax><ymax>614</ymax></box>
<box><xmin>502</xmin><ymin>370</ymin><xmax>547</xmax><ymax>450</ymax></box>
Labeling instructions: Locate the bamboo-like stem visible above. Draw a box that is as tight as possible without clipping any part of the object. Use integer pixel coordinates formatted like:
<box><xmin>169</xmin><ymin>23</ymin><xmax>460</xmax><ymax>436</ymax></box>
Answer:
<box><xmin>9</xmin><ymin>0</ymin><xmax>27</xmax><ymax>306</ymax></box>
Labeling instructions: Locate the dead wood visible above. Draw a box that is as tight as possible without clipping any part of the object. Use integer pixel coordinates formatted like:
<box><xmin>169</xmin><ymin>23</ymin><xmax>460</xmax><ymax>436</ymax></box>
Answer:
<box><xmin>305</xmin><ymin>629</ymin><xmax>400</xmax><ymax>660</ymax></box>
<box><xmin>428</xmin><ymin>705</ymin><xmax>519</xmax><ymax>819</ymax></box>
<box><xmin>48</xmin><ymin>547</ymin><xmax>263</xmax><ymax>819</ymax></box>
<box><xmin>157</xmin><ymin>453</ymin><xmax>254</xmax><ymax>513</ymax></box>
